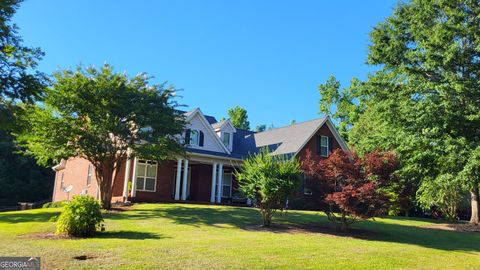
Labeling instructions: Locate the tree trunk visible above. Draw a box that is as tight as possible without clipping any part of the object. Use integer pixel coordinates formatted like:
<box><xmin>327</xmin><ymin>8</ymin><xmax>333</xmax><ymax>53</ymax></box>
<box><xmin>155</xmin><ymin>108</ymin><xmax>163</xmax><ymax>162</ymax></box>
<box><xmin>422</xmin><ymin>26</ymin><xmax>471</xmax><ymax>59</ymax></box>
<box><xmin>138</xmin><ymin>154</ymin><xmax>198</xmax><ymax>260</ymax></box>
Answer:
<box><xmin>261</xmin><ymin>208</ymin><xmax>272</xmax><ymax>227</ymax></box>
<box><xmin>95</xmin><ymin>161</ymin><xmax>115</xmax><ymax>210</ymax></box>
<box><xmin>470</xmin><ymin>186</ymin><xmax>479</xmax><ymax>225</ymax></box>
<box><xmin>94</xmin><ymin>156</ymin><xmax>125</xmax><ymax>210</ymax></box>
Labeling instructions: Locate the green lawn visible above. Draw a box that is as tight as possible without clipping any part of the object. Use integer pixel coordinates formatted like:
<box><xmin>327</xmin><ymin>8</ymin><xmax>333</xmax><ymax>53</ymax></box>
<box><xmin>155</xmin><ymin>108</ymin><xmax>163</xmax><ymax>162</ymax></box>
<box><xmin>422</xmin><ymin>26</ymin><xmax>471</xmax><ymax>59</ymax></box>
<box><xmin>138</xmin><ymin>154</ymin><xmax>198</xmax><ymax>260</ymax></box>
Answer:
<box><xmin>0</xmin><ymin>203</ymin><xmax>479</xmax><ymax>269</ymax></box>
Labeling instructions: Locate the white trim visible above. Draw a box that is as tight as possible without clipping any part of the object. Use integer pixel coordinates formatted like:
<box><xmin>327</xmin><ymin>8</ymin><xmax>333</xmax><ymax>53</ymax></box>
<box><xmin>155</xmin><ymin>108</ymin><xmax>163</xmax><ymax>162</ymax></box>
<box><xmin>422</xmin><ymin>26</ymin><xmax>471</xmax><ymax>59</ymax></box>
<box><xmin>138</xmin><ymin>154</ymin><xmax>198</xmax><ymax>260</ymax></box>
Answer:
<box><xmin>134</xmin><ymin>160</ymin><xmax>158</xmax><ymax>192</ymax></box>
<box><xmin>181</xmin><ymin>159</ymin><xmax>189</xmax><ymax>200</ymax></box>
<box><xmin>210</xmin><ymin>163</ymin><xmax>217</xmax><ymax>203</ymax></box>
<box><xmin>52</xmin><ymin>159</ymin><xmax>66</xmax><ymax>171</ymax></box>
<box><xmin>221</xmin><ymin>172</ymin><xmax>233</xmax><ymax>198</ymax></box>
<box><xmin>324</xmin><ymin>118</ymin><xmax>349</xmax><ymax>151</ymax></box>
<box><xmin>222</xmin><ymin>131</ymin><xmax>232</xmax><ymax>150</ymax></box>
<box><xmin>319</xmin><ymin>135</ymin><xmax>329</xmax><ymax>157</ymax></box>
<box><xmin>185</xmin><ymin>108</ymin><xmax>231</xmax><ymax>154</ymax></box>
<box><xmin>175</xmin><ymin>158</ymin><xmax>182</xmax><ymax>200</ymax></box>
<box><xmin>86</xmin><ymin>163</ymin><xmax>93</xmax><ymax>186</ymax></box>
<box><xmin>293</xmin><ymin>117</ymin><xmax>349</xmax><ymax>158</ymax></box>
<box><xmin>216</xmin><ymin>163</ymin><xmax>223</xmax><ymax>203</ymax></box>
<box><xmin>189</xmin><ymin>130</ymin><xmax>200</xmax><ymax>146</ymax></box>
<box><xmin>187</xmin><ymin>152</ymin><xmax>243</xmax><ymax>162</ymax></box>
<box><xmin>214</xmin><ymin>119</ymin><xmax>237</xmax><ymax>133</ymax></box>
<box><xmin>122</xmin><ymin>156</ymin><xmax>132</xmax><ymax>199</ymax></box>
<box><xmin>131</xmin><ymin>157</ymin><xmax>138</xmax><ymax>197</ymax></box>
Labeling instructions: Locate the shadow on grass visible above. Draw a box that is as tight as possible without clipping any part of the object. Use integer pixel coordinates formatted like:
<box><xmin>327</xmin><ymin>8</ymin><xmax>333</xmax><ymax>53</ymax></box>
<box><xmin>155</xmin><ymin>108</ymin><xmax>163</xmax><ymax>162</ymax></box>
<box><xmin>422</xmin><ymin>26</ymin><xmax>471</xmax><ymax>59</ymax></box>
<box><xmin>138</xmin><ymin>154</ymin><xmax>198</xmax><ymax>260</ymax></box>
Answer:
<box><xmin>95</xmin><ymin>230</ymin><xmax>167</xmax><ymax>240</ymax></box>
<box><xmin>0</xmin><ymin>211</ymin><xmax>60</xmax><ymax>223</ymax></box>
<box><xmin>108</xmin><ymin>204</ymin><xmax>480</xmax><ymax>253</ymax></box>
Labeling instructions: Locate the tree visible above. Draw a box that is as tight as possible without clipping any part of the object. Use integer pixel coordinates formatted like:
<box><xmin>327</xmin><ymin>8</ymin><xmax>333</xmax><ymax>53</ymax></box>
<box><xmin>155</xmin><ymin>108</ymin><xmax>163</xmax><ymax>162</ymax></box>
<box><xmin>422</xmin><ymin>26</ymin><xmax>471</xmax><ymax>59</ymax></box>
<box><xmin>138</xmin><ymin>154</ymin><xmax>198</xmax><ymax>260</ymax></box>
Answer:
<box><xmin>319</xmin><ymin>1</ymin><xmax>480</xmax><ymax>223</ymax></box>
<box><xmin>302</xmin><ymin>149</ymin><xmax>399</xmax><ymax>231</ymax></box>
<box><xmin>318</xmin><ymin>76</ymin><xmax>364</xmax><ymax>140</ymax></box>
<box><xmin>0</xmin><ymin>0</ymin><xmax>52</xmax><ymax>206</ymax></box>
<box><xmin>0</xmin><ymin>130</ymin><xmax>54</xmax><ymax>206</ymax></box>
<box><xmin>228</xmin><ymin>106</ymin><xmax>250</xmax><ymax>130</ymax></box>
<box><xmin>236</xmin><ymin>149</ymin><xmax>302</xmax><ymax>226</ymax></box>
<box><xmin>365</xmin><ymin>0</ymin><xmax>480</xmax><ymax>224</ymax></box>
<box><xmin>16</xmin><ymin>64</ymin><xmax>186</xmax><ymax>209</ymax></box>
<box><xmin>255</xmin><ymin>124</ymin><xmax>266</xmax><ymax>132</ymax></box>
<box><xmin>0</xmin><ymin>0</ymin><xmax>47</xmax><ymax>129</ymax></box>
<box><xmin>417</xmin><ymin>174</ymin><xmax>464</xmax><ymax>220</ymax></box>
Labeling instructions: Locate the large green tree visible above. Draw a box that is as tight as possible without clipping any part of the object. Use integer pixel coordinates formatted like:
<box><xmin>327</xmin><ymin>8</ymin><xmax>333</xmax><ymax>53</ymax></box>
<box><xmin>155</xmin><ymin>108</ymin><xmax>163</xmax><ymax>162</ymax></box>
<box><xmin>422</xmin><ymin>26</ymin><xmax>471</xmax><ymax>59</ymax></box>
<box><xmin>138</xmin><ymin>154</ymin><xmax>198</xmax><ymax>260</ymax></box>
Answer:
<box><xmin>228</xmin><ymin>106</ymin><xmax>250</xmax><ymax>130</ymax></box>
<box><xmin>16</xmin><ymin>65</ymin><xmax>186</xmax><ymax>209</ymax></box>
<box><xmin>320</xmin><ymin>0</ymin><xmax>480</xmax><ymax>223</ymax></box>
<box><xmin>0</xmin><ymin>0</ymin><xmax>46</xmax><ymax>128</ymax></box>
<box><xmin>0</xmin><ymin>0</ymin><xmax>52</xmax><ymax>206</ymax></box>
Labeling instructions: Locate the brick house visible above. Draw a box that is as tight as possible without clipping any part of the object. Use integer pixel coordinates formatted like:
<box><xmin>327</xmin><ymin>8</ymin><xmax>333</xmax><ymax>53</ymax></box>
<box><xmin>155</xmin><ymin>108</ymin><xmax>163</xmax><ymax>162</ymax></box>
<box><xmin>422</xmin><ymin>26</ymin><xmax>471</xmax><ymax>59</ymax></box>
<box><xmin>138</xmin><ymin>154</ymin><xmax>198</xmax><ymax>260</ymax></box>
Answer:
<box><xmin>51</xmin><ymin>108</ymin><xmax>348</xmax><ymax>206</ymax></box>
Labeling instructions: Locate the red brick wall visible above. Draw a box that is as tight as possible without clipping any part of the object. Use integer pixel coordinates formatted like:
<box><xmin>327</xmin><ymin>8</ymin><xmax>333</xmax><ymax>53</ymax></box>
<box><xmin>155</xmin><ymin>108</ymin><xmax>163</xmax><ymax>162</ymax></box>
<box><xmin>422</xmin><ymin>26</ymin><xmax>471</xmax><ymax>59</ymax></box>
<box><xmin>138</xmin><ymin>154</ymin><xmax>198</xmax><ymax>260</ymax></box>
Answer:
<box><xmin>296</xmin><ymin>124</ymin><xmax>342</xmax><ymax>163</ymax></box>
<box><xmin>289</xmin><ymin>123</ymin><xmax>345</xmax><ymax>210</ymax></box>
<box><xmin>53</xmin><ymin>158</ymin><xmax>99</xmax><ymax>202</ymax></box>
<box><xmin>53</xmin><ymin>157</ymin><xmax>129</xmax><ymax>203</ymax></box>
<box><xmin>132</xmin><ymin>160</ymin><xmax>176</xmax><ymax>202</ymax></box>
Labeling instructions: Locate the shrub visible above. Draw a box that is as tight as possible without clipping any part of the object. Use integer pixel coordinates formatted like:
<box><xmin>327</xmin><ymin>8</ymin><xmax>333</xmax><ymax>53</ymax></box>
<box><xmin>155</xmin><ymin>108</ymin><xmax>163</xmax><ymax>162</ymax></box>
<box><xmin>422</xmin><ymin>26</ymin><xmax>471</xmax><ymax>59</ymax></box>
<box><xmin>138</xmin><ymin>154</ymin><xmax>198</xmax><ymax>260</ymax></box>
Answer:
<box><xmin>42</xmin><ymin>201</ymin><xmax>67</xmax><ymax>208</ymax></box>
<box><xmin>302</xmin><ymin>149</ymin><xmax>399</xmax><ymax>231</ymax></box>
<box><xmin>236</xmin><ymin>148</ymin><xmax>302</xmax><ymax>226</ymax></box>
<box><xmin>55</xmin><ymin>196</ymin><xmax>104</xmax><ymax>237</ymax></box>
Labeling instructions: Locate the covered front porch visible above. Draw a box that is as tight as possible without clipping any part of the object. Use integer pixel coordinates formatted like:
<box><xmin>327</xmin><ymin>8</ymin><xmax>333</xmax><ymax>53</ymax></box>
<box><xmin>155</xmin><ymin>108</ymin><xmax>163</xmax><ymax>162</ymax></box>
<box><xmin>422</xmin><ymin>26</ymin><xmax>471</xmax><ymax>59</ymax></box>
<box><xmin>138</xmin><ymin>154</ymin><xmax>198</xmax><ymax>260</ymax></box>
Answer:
<box><xmin>122</xmin><ymin>153</ymin><xmax>248</xmax><ymax>204</ymax></box>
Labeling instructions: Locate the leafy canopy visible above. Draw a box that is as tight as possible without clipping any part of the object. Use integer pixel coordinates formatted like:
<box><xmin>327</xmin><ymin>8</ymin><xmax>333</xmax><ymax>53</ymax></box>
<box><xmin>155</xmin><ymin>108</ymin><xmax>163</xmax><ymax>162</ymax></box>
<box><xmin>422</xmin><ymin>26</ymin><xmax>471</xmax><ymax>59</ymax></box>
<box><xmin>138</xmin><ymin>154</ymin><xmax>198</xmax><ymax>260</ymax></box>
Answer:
<box><xmin>302</xmin><ymin>149</ymin><xmax>399</xmax><ymax>230</ymax></box>
<box><xmin>228</xmin><ymin>106</ymin><xmax>250</xmax><ymax>130</ymax></box>
<box><xmin>16</xmin><ymin>64</ymin><xmax>186</xmax><ymax>166</ymax></box>
<box><xmin>318</xmin><ymin>0</ymin><xmax>480</xmax><ymax>221</ymax></box>
<box><xmin>15</xmin><ymin>64</ymin><xmax>186</xmax><ymax>209</ymax></box>
<box><xmin>0</xmin><ymin>0</ymin><xmax>47</xmax><ymax>128</ymax></box>
<box><xmin>236</xmin><ymin>149</ymin><xmax>302</xmax><ymax>226</ymax></box>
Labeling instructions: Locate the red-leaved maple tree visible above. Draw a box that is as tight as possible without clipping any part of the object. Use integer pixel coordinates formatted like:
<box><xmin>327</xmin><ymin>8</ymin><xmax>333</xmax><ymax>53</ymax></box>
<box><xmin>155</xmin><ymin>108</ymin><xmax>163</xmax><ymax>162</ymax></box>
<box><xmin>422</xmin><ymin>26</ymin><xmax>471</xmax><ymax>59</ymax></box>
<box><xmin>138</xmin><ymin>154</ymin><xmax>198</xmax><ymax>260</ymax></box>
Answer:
<box><xmin>302</xmin><ymin>149</ymin><xmax>399</xmax><ymax>231</ymax></box>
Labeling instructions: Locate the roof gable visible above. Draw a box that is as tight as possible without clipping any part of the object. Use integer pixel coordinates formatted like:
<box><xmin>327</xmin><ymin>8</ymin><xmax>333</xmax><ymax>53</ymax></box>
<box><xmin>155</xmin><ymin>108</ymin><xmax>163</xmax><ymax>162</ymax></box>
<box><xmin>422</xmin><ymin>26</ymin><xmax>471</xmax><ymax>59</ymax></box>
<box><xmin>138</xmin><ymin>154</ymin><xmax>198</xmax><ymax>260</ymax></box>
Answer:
<box><xmin>185</xmin><ymin>108</ymin><xmax>231</xmax><ymax>154</ymax></box>
<box><xmin>212</xmin><ymin>119</ymin><xmax>237</xmax><ymax>133</ymax></box>
<box><xmin>253</xmin><ymin>118</ymin><xmax>327</xmax><ymax>156</ymax></box>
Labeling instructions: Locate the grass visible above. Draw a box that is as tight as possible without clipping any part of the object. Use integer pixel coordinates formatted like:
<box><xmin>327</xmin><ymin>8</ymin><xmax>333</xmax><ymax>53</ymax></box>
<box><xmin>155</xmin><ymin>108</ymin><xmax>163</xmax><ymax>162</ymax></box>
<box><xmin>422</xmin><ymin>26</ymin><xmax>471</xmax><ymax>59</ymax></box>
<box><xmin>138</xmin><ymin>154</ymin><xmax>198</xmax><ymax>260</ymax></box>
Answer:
<box><xmin>0</xmin><ymin>203</ymin><xmax>479</xmax><ymax>269</ymax></box>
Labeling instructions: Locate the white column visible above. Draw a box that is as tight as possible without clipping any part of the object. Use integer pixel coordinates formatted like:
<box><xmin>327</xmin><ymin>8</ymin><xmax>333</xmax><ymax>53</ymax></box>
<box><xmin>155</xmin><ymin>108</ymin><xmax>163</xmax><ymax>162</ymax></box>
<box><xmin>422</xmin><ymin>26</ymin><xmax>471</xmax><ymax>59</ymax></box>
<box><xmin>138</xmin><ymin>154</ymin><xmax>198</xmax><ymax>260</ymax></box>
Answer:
<box><xmin>131</xmin><ymin>157</ymin><xmax>138</xmax><ymax>197</ymax></box>
<box><xmin>181</xmin><ymin>159</ymin><xmax>189</xmax><ymax>200</ymax></box>
<box><xmin>210</xmin><ymin>163</ymin><xmax>217</xmax><ymax>203</ymax></box>
<box><xmin>175</xmin><ymin>158</ymin><xmax>182</xmax><ymax>200</ymax></box>
<box><xmin>216</xmin><ymin>163</ymin><xmax>223</xmax><ymax>203</ymax></box>
<box><xmin>122</xmin><ymin>156</ymin><xmax>132</xmax><ymax>200</ymax></box>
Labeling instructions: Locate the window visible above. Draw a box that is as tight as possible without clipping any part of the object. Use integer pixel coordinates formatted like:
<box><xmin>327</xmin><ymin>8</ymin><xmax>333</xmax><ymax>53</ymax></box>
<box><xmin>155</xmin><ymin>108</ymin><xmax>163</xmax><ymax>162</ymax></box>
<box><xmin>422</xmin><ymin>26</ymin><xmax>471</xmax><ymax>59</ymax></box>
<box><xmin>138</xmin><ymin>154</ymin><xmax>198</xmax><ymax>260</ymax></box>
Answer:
<box><xmin>222</xmin><ymin>132</ymin><xmax>231</xmax><ymax>148</ymax></box>
<box><xmin>86</xmin><ymin>164</ymin><xmax>93</xmax><ymax>185</ymax></box>
<box><xmin>60</xmin><ymin>172</ymin><xmax>65</xmax><ymax>189</ymax></box>
<box><xmin>135</xmin><ymin>160</ymin><xmax>157</xmax><ymax>192</ymax></box>
<box><xmin>302</xmin><ymin>174</ymin><xmax>312</xmax><ymax>195</ymax></box>
<box><xmin>190</xmin><ymin>130</ymin><xmax>199</xmax><ymax>146</ymax></box>
<box><xmin>222</xmin><ymin>172</ymin><xmax>232</xmax><ymax>198</ymax></box>
<box><xmin>319</xmin><ymin>136</ymin><xmax>329</xmax><ymax>157</ymax></box>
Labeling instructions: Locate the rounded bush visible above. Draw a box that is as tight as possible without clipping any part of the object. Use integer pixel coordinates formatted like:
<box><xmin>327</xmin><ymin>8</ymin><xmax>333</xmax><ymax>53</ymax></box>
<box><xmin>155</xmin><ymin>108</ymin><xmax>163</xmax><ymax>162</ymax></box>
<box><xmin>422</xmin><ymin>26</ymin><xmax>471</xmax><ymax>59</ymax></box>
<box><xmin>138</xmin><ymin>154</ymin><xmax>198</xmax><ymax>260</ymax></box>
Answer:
<box><xmin>56</xmin><ymin>196</ymin><xmax>104</xmax><ymax>237</ymax></box>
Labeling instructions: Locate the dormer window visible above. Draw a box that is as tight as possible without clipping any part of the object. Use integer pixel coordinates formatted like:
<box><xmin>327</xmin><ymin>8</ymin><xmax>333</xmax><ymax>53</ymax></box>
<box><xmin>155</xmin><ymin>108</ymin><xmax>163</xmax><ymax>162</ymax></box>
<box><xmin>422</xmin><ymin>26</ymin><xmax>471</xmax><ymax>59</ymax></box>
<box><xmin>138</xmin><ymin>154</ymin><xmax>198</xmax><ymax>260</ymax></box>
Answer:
<box><xmin>222</xmin><ymin>132</ymin><xmax>231</xmax><ymax>148</ymax></box>
<box><xmin>185</xmin><ymin>129</ymin><xmax>204</xmax><ymax>147</ymax></box>
<box><xmin>190</xmin><ymin>130</ymin><xmax>199</xmax><ymax>146</ymax></box>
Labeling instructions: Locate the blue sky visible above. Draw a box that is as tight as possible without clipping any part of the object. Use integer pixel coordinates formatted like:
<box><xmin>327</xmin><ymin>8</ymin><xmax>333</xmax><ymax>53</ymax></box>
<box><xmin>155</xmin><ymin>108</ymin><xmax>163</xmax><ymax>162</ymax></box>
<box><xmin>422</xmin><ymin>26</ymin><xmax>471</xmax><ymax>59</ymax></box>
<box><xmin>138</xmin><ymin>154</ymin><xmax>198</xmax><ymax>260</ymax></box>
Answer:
<box><xmin>15</xmin><ymin>0</ymin><xmax>397</xmax><ymax>128</ymax></box>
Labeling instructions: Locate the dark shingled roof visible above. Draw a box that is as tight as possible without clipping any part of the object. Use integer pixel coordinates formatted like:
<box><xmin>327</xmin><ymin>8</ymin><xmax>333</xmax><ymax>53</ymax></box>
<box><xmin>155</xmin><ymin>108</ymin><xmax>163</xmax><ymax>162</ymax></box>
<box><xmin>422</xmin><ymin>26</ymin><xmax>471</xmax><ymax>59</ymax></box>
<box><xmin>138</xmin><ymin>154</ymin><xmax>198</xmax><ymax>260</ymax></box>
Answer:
<box><xmin>185</xmin><ymin>112</ymin><xmax>328</xmax><ymax>159</ymax></box>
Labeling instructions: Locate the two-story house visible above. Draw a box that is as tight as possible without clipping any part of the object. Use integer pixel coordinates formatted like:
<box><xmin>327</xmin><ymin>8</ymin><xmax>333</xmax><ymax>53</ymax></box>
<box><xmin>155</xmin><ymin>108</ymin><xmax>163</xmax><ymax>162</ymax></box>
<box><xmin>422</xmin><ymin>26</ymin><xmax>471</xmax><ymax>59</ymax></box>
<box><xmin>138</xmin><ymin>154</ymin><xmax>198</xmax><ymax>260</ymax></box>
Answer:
<box><xmin>51</xmin><ymin>108</ymin><xmax>348</xmax><ymax>206</ymax></box>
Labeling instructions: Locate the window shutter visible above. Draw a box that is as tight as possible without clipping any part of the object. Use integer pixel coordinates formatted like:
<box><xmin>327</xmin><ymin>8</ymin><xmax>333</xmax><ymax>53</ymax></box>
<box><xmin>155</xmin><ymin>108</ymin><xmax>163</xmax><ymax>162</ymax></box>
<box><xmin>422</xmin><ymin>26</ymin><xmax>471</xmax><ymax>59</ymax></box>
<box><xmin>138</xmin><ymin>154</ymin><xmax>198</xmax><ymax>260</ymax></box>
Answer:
<box><xmin>316</xmin><ymin>135</ymin><xmax>321</xmax><ymax>155</ymax></box>
<box><xmin>185</xmin><ymin>129</ymin><xmax>191</xmax><ymax>144</ymax></box>
<box><xmin>328</xmin><ymin>136</ymin><xmax>333</xmax><ymax>154</ymax></box>
<box><xmin>199</xmin><ymin>131</ymin><xmax>204</xmax><ymax>147</ymax></box>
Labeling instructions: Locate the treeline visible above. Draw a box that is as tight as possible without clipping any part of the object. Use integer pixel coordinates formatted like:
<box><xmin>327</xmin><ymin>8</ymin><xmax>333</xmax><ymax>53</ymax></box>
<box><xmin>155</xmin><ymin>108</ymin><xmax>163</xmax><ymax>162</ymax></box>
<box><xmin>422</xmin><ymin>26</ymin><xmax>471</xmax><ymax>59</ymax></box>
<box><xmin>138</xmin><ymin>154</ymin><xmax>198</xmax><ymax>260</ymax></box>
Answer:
<box><xmin>0</xmin><ymin>0</ymin><xmax>53</xmax><ymax>206</ymax></box>
<box><xmin>319</xmin><ymin>0</ymin><xmax>480</xmax><ymax>224</ymax></box>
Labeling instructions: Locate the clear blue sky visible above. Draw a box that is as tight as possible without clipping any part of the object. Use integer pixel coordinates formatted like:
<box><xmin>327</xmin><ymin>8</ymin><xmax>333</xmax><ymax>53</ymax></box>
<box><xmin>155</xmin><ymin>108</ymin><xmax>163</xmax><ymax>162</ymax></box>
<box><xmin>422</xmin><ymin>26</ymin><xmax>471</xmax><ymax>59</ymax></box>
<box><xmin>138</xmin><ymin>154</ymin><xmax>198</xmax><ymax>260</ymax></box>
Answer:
<box><xmin>15</xmin><ymin>0</ymin><xmax>397</xmax><ymax>128</ymax></box>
